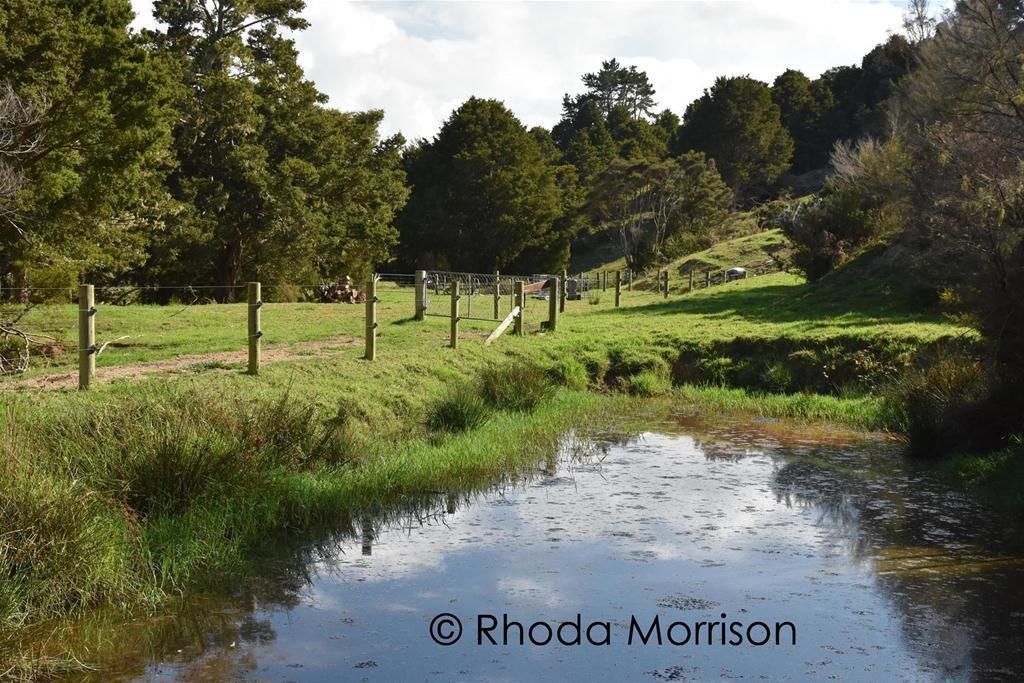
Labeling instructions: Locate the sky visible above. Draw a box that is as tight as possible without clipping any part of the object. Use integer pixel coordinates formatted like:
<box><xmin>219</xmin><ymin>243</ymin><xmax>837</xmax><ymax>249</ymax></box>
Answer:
<box><xmin>129</xmin><ymin>1</ymin><xmax>912</xmax><ymax>141</ymax></box>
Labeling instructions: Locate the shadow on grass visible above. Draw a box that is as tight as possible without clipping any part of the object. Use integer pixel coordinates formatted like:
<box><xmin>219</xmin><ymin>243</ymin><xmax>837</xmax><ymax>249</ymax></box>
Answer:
<box><xmin>599</xmin><ymin>282</ymin><xmax>938</xmax><ymax>328</ymax></box>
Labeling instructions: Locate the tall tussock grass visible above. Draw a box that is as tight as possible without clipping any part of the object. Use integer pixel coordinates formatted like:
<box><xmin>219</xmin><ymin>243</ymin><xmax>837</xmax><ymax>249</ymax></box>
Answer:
<box><xmin>426</xmin><ymin>360</ymin><xmax>557</xmax><ymax>433</ymax></box>
<box><xmin>427</xmin><ymin>385</ymin><xmax>491</xmax><ymax>433</ymax></box>
<box><xmin>478</xmin><ymin>361</ymin><xmax>555</xmax><ymax>412</ymax></box>
<box><xmin>881</xmin><ymin>357</ymin><xmax>991</xmax><ymax>457</ymax></box>
<box><xmin>0</xmin><ymin>386</ymin><xmax>357</xmax><ymax>631</ymax></box>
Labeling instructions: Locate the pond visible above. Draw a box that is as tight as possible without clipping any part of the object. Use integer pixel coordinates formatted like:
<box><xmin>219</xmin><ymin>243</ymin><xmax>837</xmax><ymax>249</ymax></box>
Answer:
<box><xmin>58</xmin><ymin>414</ymin><xmax>1024</xmax><ymax>680</ymax></box>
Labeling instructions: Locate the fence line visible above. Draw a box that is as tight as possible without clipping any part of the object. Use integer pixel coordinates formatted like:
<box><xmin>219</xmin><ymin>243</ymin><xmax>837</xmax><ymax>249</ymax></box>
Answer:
<box><xmin>2</xmin><ymin>260</ymin><xmax>783</xmax><ymax>387</ymax></box>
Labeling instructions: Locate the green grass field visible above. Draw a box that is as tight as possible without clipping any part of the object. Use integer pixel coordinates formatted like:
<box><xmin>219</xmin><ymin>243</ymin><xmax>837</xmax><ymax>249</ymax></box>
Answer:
<box><xmin>1</xmin><ymin>266</ymin><xmax>966</xmax><ymax>386</ymax></box>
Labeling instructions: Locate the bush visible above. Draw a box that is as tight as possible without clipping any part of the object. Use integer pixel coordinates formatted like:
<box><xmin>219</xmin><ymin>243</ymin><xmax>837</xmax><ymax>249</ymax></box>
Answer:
<box><xmin>586</xmin><ymin>290</ymin><xmax>601</xmax><ymax>305</ymax></box>
<box><xmin>881</xmin><ymin>357</ymin><xmax>988</xmax><ymax>457</ymax></box>
<box><xmin>426</xmin><ymin>386</ymin><xmax>491</xmax><ymax>433</ymax></box>
<box><xmin>772</xmin><ymin>139</ymin><xmax>912</xmax><ymax>281</ymax></box>
<box><xmin>478</xmin><ymin>361</ymin><xmax>555</xmax><ymax>412</ymax></box>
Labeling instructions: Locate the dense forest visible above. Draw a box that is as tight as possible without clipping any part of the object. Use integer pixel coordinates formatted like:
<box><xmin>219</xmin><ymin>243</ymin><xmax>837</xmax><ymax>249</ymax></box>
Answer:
<box><xmin>1</xmin><ymin>0</ymin><xmax>940</xmax><ymax>290</ymax></box>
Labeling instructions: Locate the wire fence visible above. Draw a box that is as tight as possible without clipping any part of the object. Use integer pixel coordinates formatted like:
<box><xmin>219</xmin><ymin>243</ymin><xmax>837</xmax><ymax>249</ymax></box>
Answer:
<box><xmin>0</xmin><ymin>261</ymin><xmax>782</xmax><ymax>384</ymax></box>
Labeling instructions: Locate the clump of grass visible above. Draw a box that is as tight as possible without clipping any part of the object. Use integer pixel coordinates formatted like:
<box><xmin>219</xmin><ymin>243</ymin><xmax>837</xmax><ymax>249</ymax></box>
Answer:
<box><xmin>761</xmin><ymin>360</ymin><xmax>793</xmax><ymax>393</ymax></box>
<box><xmin>35</xmin><ymin>388</ymin><xmax>351</xmax><ymax>517</ymax></box>
<box><xmin>0</xmin><ymin>385</ymin><xmax>361</xmax><ymax>631</ymax></box>
<box><xmin>427</xmin><ymin>386</ymin><xmax>492</xmax><ymax>433</ymax></box>
<box><xmin>880</xmin><ymin>357</ymin><xmax>988</xmax><ymax>457</ymax></box>
<box><xmin>479</xmin><ymin>361</ymin><xmax>556</xmax><ymax>412</ymax></box>
<box><xmin>627</xmin><ymin>370</ymin><xmax>672</xmax><ymax>397</ymax></box>
<box><xmin>586</xmin><ymin>289</ymin><xmax>601</xmax><ymax>305</ymax></box>
<box><xmin>0</xmin><ymin>420</ymin><xmax>152</xmax><ymax>630</ymax></box>
<box><xmin>671</xmin><ymin>384</ymin><xmax>888</xmax><ymax>429</ymax></box>
<box><xmin>550</xmin><ymin>357</ymin><xmax>589</xmax><ymax>391</ymax></box>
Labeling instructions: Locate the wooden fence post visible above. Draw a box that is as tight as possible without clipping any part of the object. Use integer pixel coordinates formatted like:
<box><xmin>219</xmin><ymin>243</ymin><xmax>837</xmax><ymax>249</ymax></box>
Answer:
<box><xmin>602</xmin><ymin>270</ymin><xmax>608</xmax><ymax>291</ymax></box>
<box><xmin>547</xmin><ymin>277</ymin><xmax>559</xmax><ymax>332</ymax></box>
<box><xmin>415</xmin><ymin>270</ymin><xmax>426</xmax><ymax>320</ymax></box>
<box><xmin>615</xmin><ymin>271</ymin><xmax>621</xmax><ymax>307</ymax></box>
<box><xmin>247</xmin><ymin>281</ymin><xmax>261</xmax><ymax>375</ymax></box>
<box><xmin>722</xmin><ymin>270</ymin><xmax>728</xmax><ymax>285</ymax></box>
<box><xmin>662</xmin><ymin>271</ymin><xmax>669</xmax><ymax>298</ymax></box>
<box><xmin>705</xmin><ymin>271</ymin><xmax>711</xmax><ymax>288</ymax></box>
<box><xmin>560</xmin><ymin>269</ymin><xmax>567</xmax><ymax>313</ymax></box>
<box><xmin>493</xmin><ymin>270</ymin><xmax>500</xmax><ymax>319</ymax></box>
<box><xmin>627</xmin><ymin>269</ymin><xmax>632</xmax><ymax>291</ymax></box>
<box><xmin>514</xmin><ymin>281</ymin><xmax>525</xmax><ymax>336</ymax></box>
<box><xmin>78</xmin><ymin>284</ymin><xmax>95</xmax><ymax>390</ymax></box>
<box><xmin>364</xmin><ymin>275</ymin><xmax>377</xmax><ymax>361</ymax></box>
<box><xmin>450</xmin><ymin>280</ymin><xmax>460</xmax><ymax>349</ymax></box>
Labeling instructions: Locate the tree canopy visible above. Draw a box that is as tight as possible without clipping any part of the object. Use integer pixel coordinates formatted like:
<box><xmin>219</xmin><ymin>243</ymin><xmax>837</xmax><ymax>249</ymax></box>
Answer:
<box><xmin>396</xmin><ymin>98</ymin><xmax>565</xmax><ymax>273</ymax></box>
<box><xmin>674</xmin><ymin>76</ymin><xmax>794</xmax><ymax>203</ymax></box>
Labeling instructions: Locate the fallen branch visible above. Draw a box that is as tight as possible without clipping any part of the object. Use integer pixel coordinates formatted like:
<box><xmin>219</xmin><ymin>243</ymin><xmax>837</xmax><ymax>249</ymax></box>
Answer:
<box><xmin>95</xmin><ymin>335</ymin><xmax>132</xmax><ymax>357</ymax></box>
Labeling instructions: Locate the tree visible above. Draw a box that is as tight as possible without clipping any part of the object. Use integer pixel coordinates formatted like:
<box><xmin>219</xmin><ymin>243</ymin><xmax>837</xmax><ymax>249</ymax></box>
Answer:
<box><xmin>554</xmin><ymin>60</ymin><xmax>665</xmax><ymax>183</ymax></box>
<box><xmin>585</xmin><ymin>152</ymin><xmax>732</xmax><ymax>269</ymax></box>
<box><xmin>607</xmin><ymin>105</ymin><xmax>667</xmax><ymax>160</ymax></box>
<box><xmin>903</xmin><ymin>0</ymin><xmax>937</xmax><ymax>44</ymax></box>
<box><xmin>814</xmin><ymin>36</ymin><xmax>915</xmax><ymax>148</ymax></box>
<box><xmin>0</xmin><ymin>85</ymin><xmax>46</xmax><ymax>241</ymax></box>
<box><xmin>0</xmin><ymin>0</ymin><xmax>175</xmax><ymax>286</ymax></box>
<box><xmin>579</xmin><ymin>59</ymin><xmax>657</xmax><ymax>120</ymax></box>
<box><xmin>902</xmin><ymin>0</ymin><xmax>1024</xmax><ymax>375</ymax></box>
<box><xmin>553</xmin><ymin>99</ymin><xmax>618</xmax><ymax>182</ymax></box>
<box><xmin>396</xmin><ymin>98</ymin><xmax>564</xmax><ymax>272</ymax></box>
<box><xmin>772</xmin><ymin>70</ymin><xmax>830</xmax><ymax>172</ymax></box>
<box><xmin>146</xmin><ymin>0</ymin><xmax>406</xmax><ymax>293</ymax></box>
<box><xmin>674</xmin><ymin>76</ymin><xmax>793</xmax><ymax>203</ymax></box>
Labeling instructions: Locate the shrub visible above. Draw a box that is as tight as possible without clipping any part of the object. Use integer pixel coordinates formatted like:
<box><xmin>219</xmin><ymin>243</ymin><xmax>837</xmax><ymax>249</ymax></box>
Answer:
<box><xmin>881</xmin><ymin>357</ymin><xmax>988</xmax><ymax>457</ymax></box>
<box><xmin>772</xmin><ymin>139</ymin><xmax>912</xmax><ymax>281</ymax></box>
<box><xmin>478</xmin><ymin>361</ymin><xmax>555</xmax><ymax>412</ymax></box>
<box><xmin>426</xmin><ymin>386</ymin><xmax>491</xmax><ymax>433</ymax></box>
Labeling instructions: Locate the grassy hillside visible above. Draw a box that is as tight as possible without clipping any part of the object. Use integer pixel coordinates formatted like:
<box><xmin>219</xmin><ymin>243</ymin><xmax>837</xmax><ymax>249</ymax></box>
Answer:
<box><xmin>570</xmin><ymin>227</ymin><xmax>792</xmax><ymax>285</ymax></box>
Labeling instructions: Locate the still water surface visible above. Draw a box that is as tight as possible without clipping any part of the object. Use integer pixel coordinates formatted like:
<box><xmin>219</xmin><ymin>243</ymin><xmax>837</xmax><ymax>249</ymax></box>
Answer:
<box><xmin>70</xmin><ymin>415</ymin><xmax>1024</xmax><ymax>681</ymax></box>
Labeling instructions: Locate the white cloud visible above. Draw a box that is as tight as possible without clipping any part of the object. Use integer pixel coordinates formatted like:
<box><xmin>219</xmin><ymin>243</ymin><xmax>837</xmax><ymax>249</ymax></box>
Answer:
<box><xmin>130</xmin><ymin>0</ymin><xmax>909</xmax><ymax>140</ymax></box>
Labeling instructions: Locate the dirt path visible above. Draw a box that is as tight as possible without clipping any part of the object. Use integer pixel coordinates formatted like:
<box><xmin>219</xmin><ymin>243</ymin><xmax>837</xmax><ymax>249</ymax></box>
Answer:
<box><xmin>0</xmin><ymin>338</ymin><xmax>359</xmax><ymax>391</ymax></box>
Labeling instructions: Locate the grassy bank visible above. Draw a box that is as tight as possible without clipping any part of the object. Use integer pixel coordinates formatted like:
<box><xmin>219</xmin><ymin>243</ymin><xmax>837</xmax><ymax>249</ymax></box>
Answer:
<box><xmin>939</xmin><ymin>442</ymin><xmax>1024</xmax><ymax>514</ymax></box>
<box><xmin>0</xmin><ymin>375</ymin><xmax>900</xmax><ymax>681</ymax></box>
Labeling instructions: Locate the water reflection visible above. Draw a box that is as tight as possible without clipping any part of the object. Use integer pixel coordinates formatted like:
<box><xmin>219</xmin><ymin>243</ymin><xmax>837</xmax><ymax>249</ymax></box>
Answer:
<box><xmin>14</xmin><ymin>417</ymin><xmax>1023</xmax><ymax>681</ymax></box>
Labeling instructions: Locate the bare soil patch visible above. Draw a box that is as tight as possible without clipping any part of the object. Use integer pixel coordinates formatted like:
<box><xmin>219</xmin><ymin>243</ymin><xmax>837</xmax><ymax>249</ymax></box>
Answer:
<box><xmin>0</xmin><ymin>338</ymin><xmax>359</xmax><ymax>391</ymax></box>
